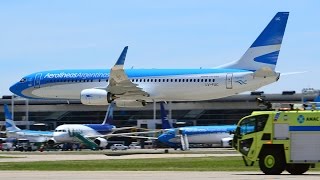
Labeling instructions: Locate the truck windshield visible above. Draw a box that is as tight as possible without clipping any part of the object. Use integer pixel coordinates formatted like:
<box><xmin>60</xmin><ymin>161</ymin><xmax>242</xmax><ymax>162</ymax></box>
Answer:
<box><xmin>238</xmin><ymin>114</ymin><xmax>269</xmax><ymax>136</ymax></box>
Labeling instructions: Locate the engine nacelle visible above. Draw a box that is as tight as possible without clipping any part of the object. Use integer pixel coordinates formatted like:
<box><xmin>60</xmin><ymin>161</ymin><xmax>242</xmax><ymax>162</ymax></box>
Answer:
<box><xmin>47</xmin><ymin>138</ymin><xmax>56</xmax><ymax>145</ymax></box>
<box><xmin>94</xmin><ymin>137</ymin><xmax>108</xmax><ymax>149</ymax></box>
<box><xmin>221</xmin><ymin>137</ymin><xmax>233</xmax><ymax>147</ymax></box>
<box><xmin>80</xmin><ymin>89</ymin><xmax>109</xmax><ymax>105</ymax></box>
<box><xmin>114</xmin><ymin>99</ymin><xmax>146</xmax><ymax>108</ymax></box>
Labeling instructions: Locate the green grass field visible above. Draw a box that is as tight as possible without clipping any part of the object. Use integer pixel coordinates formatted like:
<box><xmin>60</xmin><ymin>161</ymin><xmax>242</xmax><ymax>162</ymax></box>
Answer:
<box><xmin>0</xmin><ymin>156</ymin><xmax>319</xmax><ymax>171</ymax></box>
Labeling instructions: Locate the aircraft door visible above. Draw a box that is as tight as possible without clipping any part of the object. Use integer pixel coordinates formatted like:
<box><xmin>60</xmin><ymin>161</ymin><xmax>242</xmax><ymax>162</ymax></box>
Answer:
<box><xmin>34</xmin><ymin>73</ymin><xmax>42</xmax><ymax>88</ymax></box>
<box><xmin>226</xmin><ymin>73</ymin><xmax>233</xmax><ymax>89</ymax></box>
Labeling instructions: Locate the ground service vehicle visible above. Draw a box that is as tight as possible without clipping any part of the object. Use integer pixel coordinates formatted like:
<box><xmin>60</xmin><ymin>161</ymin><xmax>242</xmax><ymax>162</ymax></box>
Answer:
<box><xmin>232</xmin><ymin>107</ymin><xmax>320</xmax><ymax>175</ymax></box>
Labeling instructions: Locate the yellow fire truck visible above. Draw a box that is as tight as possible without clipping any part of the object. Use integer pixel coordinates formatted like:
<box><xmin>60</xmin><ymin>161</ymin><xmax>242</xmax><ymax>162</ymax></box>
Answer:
<box><xmin>232</xmin><ymin>105</ymin><xmax>320</xmax><ymax>175</ymax></box>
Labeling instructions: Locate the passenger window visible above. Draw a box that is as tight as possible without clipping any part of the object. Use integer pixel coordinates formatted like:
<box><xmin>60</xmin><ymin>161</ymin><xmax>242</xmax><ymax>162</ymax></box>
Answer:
<box><xmin>179</xmin><ymin>79</ymin><xmax>181</xmax><ymax>82</ymax></box>
<box><xmin>208</xmin><ymin>79</ymin><xmax>211</xmax><ymax>82</ymax></box>
<box><xmin>205</xmin><ymin>79</ymin><xmax>207</xmax><ymax>82</ymax></box>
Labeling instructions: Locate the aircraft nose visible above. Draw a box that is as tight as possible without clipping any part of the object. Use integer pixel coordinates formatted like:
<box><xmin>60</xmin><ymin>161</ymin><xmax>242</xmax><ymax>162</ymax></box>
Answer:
<box><xmin>157</xmin><ymin>134</ymin><xmax>168</xmax><ymax>143</ymax></box>
<box><xmin>9</xmin><ymin>83</ymin><xmax>19</xmax><ymax>95</ymax></box>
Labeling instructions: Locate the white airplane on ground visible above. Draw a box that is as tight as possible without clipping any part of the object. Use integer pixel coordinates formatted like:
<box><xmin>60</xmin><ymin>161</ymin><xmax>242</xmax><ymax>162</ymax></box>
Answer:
<box><xmin>10</xmin><ymin>12</ymin><xmax>289</xmax><ymax>108</ymax></box>
<box><xmin>4</xmin><ymin>104</ymin><xmax>53</xmax><ymax>143</ymax></box>
<box><xmin>50</xmin><ymin>102</ymin><xmax>115</xmax><ymax>148</ymax></box>
<box><xmin>50</xmin><ymin>102</ymin><xmax>157</xmax><ymax>149</ymax></box>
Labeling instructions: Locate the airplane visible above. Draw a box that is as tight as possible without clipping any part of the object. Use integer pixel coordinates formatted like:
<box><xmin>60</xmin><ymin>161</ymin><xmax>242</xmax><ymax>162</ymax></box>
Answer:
<box><xmin>50</xmin><ymin>102</ymin><xmax>157</xmax><ymax>149</ymax></box>
<box><xmin>9</xmin><ymin>12</ymin><xmax>289</xmax><ymax>108</ymax></box>
<box><xmin>3</xmin><ymin>104</ymin><xmax>53</xmax><ymax>143</ymax></box>
<box><xmin>157</xmin><ymin>102</ymin><xmax>236</xmax><ymax>150</ymax></box>
<box><xmin>50</xmin><ymin>102</ymin><xmax>116</xmax><ymax>148</ymax></box>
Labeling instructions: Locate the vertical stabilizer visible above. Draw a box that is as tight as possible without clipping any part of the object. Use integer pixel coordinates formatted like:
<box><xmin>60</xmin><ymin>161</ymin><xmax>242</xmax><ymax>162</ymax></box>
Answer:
<box><xmin>160</xmin><ymin>102</ymin><xmax>172</xmax><ymax>129</ymax></box>
<box><xmin>4</xmin><ymin>104</ymin><xmax>21</xmax><ymax>131</ymax></box>
<box><xmin>102</xmin><ymin>102</ymin><xmax>114</xmax><ymax>125</ymax></box>
<box><xmin>218</xmin><ymin>12</ymin><xmax>289</xmax><ymax>71</ymax></box>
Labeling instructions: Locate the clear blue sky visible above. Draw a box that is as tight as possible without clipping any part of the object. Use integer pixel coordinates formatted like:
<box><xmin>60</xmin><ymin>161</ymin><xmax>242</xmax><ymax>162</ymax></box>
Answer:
<box><xmin>0</xmin><ymin>1</ymin><xmax>319</xmax><ymax>96</ymax></box>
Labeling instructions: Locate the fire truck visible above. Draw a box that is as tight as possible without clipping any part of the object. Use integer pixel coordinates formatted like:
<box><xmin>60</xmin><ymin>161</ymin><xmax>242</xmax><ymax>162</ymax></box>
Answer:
<box><xmin>232</xmin><ymin>104</ymin><xmax>320</xmax><ymax>175</ymax></box>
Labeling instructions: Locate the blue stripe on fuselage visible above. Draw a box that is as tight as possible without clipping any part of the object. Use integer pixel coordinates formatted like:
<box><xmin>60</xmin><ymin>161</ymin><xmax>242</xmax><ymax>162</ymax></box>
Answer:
<box><xmin>180</xmin><ymin>125</ymin><xmax>237</xmax><ymax>136</ymax></box>
<box><xmin>84</xmin><ymin>124</ymin><xmax>114</xmax><ymax>134</ymax></box>
<box><xmin>39</xmin><ymin>68</ymin><xmax>249</xmax><ymax>78</ymax></box>
<box><xmin>20</xmin><ymin>130</ymin><xmax>53</xmax><ymax>136</ymax></box>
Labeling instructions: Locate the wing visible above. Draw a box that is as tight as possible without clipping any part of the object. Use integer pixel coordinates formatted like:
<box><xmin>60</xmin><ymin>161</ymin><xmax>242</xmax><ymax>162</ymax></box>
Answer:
<box><xmin>86</xmin><ymin>130</ymin><xmax>161</xmax><ymax>139</ymax></box>
<box><xmin>106</xmin><ymin>46</ymin><xmax>149</xmax><ymax>99</ymax></box>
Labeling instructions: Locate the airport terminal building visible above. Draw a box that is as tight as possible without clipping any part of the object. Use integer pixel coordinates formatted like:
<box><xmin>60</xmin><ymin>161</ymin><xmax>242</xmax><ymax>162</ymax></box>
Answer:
<box><xmin>0</xmin><ymin>89</ymin><xmax>318</xmax><ymax>131</ymax></box>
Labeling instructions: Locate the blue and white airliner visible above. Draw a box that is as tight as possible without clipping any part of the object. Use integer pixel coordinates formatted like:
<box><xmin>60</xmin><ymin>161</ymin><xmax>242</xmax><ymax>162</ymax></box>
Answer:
<box><xmin>50</xmin><ymin>102</ymin><xmax>153</xmax><ymax>148</ymax></box>
<box><xmin>10</xmin><ymin>12</ymin><xmax>289</xmax><ymax>108</ymax></box>
<box><xmin>157</xmin><ymin>102</ymin><xmax>236</xmax><ymax>149</ymax></box>
<box><xmin>50</xmin><ymin>102</ymin><xmax>116</xmax><ymax>148</ymax></box>
<box><xmin>4</xmin><ymin>104</ymin><xmax>53</xmax><ymax>143</ymax></box>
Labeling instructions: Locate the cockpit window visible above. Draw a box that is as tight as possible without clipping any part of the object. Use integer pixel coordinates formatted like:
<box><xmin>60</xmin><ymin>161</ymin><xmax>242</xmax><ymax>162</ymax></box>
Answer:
<box><xmin>19</xmin><ymin>78</ymin><xmax>26</xmax><ymax>83</ymax></box>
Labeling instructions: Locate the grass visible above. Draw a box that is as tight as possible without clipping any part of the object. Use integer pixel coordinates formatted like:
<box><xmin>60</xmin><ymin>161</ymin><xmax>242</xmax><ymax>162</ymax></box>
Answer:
<box><xmin>0</xmin><ymin>156</ymin><xmax>20</xmax><ymax>159</ymax></box>
<box><xmin>0</xmin><ymin>157</ymin><xmax>258</xmax><ymax>171</ymax></box>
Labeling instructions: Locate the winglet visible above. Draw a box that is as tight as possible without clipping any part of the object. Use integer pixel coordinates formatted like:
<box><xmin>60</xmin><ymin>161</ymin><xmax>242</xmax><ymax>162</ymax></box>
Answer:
<box><xmin>160</xmin><ymin>102</ymin><xmax>172</xmax><ymax>129</ymax></box>
<box><xmin>115</xmin><ymin>46</ymin><xmax>128</xmax><ymax>66</ymax></box>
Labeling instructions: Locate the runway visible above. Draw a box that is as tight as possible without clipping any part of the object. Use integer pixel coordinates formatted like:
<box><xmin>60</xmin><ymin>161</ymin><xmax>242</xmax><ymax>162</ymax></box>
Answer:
<box><xmin>0</xmin><ymin>171</ymin><xmax>320</xmax><ymax>180</ymax></box>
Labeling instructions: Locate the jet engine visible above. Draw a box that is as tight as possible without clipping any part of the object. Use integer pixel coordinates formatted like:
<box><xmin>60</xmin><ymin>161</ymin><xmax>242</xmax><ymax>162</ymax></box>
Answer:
<box><xmin>80</xmin><ymin>89</ymin><xmax>109</xmax><ymax>105</ymax></box>
<box><xmin>221</xmin><ymin>137</ymin><xmax>233</xmax><ymax>147</ymax></box>
<box><xmin>47</xmin><ymin>138</ymin><xmax>56</xmax><ymax>146</ymax></box>
<box><xmin>94</xmin><ymin>137</ymin><xmax>108</xmax><ymax>149</ymax></box>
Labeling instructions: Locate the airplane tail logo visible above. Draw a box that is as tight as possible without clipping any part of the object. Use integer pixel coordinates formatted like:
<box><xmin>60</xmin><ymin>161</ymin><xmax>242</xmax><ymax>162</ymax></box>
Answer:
<box><xmin>218</xmin><ymin>12</ymin><xmax>289</xmax><ymax>71</ymax></box>
<box><xmin>102</xmin><ymin>102</ymin><xmax>114</xmax><ymax>125</ymax></box>
<box><xmin>4</xmin><ymin>104</ymin><xmax>21</xmax><ymax>131</ymax></box>
<box><xmin>160</xmin><ymin>102</ymin><xmax>172</xmax><ymax>129</ymax></box>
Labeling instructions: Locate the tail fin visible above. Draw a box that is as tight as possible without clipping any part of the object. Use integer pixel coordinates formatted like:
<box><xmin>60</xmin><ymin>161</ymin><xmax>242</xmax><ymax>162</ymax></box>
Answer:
<box><xmin>314</xmin><ymin>96</ymin><xmax>320</xmax><ymax>103</ymax></box>
<box><xmin>102</xmin><ymin>102</ymin><xmax>114</xmax><ymax>125</ymax></box>
<box><xmin>219</xmin><ymin>12</ymin><xmax>289</xmax><ymax>71</ymax></box>
<box><xmin>160</xmin><ymin>102</ymin><xmax>172</xmax><ymax>129</ymax></box>
<box><xmin>4</xmin><ymin>104</ymin><xmax>21</xmax><ymax>131</ymax></box>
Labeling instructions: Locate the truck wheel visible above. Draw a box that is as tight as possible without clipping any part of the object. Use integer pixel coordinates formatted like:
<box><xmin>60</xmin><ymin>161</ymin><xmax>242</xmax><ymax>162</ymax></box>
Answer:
<box><xmin>286</xmin><ymin>164</ymin><xmax>310</xmax><ymax>175</ymax></box>
<box><xmin>259</xmin><ymin>149</ymin><xmax>285</xmax><ymax>175</ymax></box>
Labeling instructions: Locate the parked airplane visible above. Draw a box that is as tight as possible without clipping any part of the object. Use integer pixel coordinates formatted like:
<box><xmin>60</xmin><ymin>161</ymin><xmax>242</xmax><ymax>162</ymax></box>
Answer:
<box><xmin>10</xmin><ymin>12</ymin><xmax>289</xmax><ymax>108</ymax></box>
<box><xmin>50</xmin><ymin>102</ymin><xmax>116</xmax><ymax>148</ymax></box>
<box><xmin>157</xmin><ymin>102</ymin><xmax>236</xmax><ymax>150</ymax></box>
<box><xmin>4</xmin><ymin>104</ymin><xmax>53</xmax><ymax>143</ymax></box>
<box><xmin>50</xmin><ymin>102</ymin><xmax>155</xmax><ymax>148</ymax></box>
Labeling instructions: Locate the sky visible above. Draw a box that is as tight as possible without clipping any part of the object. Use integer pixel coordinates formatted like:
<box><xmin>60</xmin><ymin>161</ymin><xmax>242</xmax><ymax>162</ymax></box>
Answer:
<box><xmin>0</xmin><ymin>1</ymin><xmax>319</xmax><ymax>96</ymax></box>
